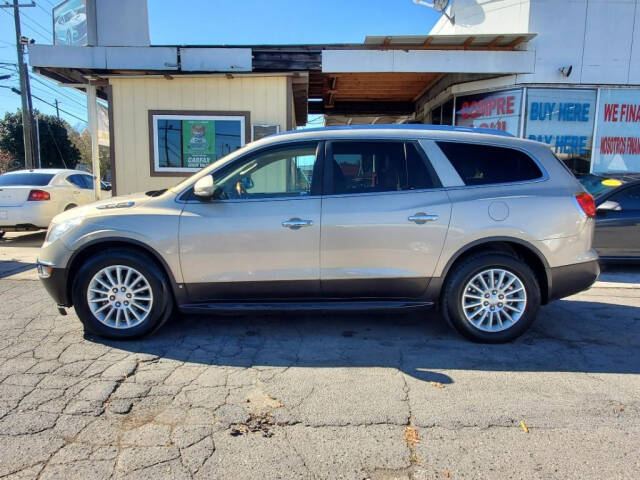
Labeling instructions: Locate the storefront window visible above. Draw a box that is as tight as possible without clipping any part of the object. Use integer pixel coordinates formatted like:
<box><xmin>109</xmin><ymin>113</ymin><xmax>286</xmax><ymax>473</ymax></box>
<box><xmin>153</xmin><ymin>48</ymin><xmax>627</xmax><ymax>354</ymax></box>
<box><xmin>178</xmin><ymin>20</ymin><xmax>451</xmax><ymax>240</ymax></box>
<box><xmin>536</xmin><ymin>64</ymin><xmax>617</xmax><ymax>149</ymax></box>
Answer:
<box><xmin>441</xmin><ymin>99</ymin><xmax>453</xmax><ymax>126</ymax></box>
<box><xmin>525</xmin><ymin>88</ymin><xmax>596</xmax><ymax>174</ymax></box>
<box><xmin>150</xmin><ymin>112</ymin><xmax>248</xmax><ymax>174</ymax></box>
<box><xmin>431</xmin><ymin>105</ymin><xmax>442</xmax><ymax>125</ymax></box>
<box><xmin>592</xmin><ymin>88</ymin><xmax>640</xmax><ymax>173</ymax></box>
<box><xmin>455</xmin><ymin>89</ymin><xmax>522</xmax><ymax>136</ymax></box>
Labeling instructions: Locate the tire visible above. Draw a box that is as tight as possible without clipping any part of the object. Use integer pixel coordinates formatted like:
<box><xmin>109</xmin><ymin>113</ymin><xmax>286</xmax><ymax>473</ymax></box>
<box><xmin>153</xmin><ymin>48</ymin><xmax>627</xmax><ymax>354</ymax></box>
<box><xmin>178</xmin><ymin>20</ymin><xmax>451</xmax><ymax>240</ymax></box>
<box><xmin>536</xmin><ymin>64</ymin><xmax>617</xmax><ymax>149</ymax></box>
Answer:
<box><xmin>0</xmin><ymin>231</ymin><xmax>4</xmax><ymax>239</ymax></box>
<box><xmin>442</xmin><ymin>253</ymin><xmax>541</xmax><ymax>343</ymax></box>
<box><xmin>71</xmin><ymin>248</ymin><xmax>174</xmax><ymax>339</ymax></box>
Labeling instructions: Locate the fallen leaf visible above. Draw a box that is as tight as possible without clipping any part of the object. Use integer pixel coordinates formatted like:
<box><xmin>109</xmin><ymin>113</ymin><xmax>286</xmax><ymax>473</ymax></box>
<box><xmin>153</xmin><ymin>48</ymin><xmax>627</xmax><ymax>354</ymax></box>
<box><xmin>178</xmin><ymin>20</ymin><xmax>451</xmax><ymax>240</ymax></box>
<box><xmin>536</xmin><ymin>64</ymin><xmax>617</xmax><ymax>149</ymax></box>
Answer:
<box><xmin>443</xmin><ymin>471</ymin><xmax>452</xmax><ymax>478</ymax></box>
<box><xmin>404</xmin><ymin>426</ymin><xmax>419</xmax><ymax>447</ymax></box>
<box><xmin>166</xmin><ymin>466</ymin><xmax>171</xmax><ymax>472</ymax></box>
<box><xmin>429</xmin><ymin>381</ymin><xmax>446</xmax><ymax>389</ymax></box>
<box><xmin>520</xmin><ymin>420</ymin><xmax>529</xmax><ymax>433</ymax></box>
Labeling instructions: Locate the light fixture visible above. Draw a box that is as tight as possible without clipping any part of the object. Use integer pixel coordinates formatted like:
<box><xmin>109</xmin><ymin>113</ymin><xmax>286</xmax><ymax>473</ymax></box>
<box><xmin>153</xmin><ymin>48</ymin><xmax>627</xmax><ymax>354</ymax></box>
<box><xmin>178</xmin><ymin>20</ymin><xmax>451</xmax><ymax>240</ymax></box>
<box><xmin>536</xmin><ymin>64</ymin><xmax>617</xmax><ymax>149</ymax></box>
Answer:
<box><xmin>559</xmin><ymin>65</ymin><xmax>573</xmax><ymax>77</ymax></box>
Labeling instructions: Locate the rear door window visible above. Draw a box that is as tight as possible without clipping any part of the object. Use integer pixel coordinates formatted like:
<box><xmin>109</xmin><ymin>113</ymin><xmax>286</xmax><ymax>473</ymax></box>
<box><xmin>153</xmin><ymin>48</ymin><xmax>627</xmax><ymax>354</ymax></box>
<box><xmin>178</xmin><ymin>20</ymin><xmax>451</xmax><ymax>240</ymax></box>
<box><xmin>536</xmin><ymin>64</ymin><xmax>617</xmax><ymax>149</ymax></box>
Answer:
<box><xmin>82</xmin><ymin>175</ymin><xmax>95</xmax><ymax>190</ymax></box>
<box><xmin>436</xmin><ymin>142</ymin><xmax>543</xmax><ymax>186</ymax></box>
<box><xmin>0</xmin><ymin>173</ymin><xmax>54</xmax><ymax>186</ymax></box>
<box><xmin>67</xmin><ymin>174</ymin><xmax>87</xmax><ymax>188</ymax></box>
<box><xmin>327</xmin><ymin>141</ymin><xmax>440</xmax><ymax>195</ymax></box>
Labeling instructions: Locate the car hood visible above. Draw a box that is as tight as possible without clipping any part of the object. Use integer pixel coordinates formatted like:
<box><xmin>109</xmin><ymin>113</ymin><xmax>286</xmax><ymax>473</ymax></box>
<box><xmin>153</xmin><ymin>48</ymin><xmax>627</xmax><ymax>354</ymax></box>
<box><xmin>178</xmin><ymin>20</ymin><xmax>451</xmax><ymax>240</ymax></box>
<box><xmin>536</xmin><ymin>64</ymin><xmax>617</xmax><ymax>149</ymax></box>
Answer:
<box><xmin>50</xmin><ymin>192</ymin><xmax>156</xmax><ymax>225</ymax></box>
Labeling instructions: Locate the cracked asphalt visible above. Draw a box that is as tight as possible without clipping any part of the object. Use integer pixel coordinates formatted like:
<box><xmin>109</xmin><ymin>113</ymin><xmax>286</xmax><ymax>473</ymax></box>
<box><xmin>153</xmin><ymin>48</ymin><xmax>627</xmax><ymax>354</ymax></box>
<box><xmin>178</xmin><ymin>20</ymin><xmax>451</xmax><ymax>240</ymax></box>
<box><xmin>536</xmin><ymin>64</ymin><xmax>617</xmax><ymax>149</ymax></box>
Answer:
<box><xmin>0</xmin><ymin>237</ymin><xmax>639</xmax><ymax>479</ymax></box>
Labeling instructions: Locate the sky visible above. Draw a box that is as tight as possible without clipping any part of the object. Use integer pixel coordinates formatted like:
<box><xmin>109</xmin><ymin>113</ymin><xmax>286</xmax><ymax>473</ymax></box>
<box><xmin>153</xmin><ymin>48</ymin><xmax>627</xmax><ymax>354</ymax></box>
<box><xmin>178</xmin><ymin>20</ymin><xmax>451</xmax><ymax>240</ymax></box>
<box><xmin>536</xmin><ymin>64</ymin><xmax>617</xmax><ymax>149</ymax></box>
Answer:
<box><xmin>0</xmin><ymin>0</ymin><xmax>440</xmax><ymax>129</ymax></box>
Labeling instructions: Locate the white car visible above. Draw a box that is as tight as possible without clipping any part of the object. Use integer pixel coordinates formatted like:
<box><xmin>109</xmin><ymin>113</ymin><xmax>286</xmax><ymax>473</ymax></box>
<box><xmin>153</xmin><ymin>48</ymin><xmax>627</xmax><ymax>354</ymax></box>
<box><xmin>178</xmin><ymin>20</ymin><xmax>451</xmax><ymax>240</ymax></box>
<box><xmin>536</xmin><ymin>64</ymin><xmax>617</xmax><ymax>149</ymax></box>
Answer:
<box><xmin>0</xmin><ymin>169</ymin><xmax>105</xmax><ymax>237</ymax></box>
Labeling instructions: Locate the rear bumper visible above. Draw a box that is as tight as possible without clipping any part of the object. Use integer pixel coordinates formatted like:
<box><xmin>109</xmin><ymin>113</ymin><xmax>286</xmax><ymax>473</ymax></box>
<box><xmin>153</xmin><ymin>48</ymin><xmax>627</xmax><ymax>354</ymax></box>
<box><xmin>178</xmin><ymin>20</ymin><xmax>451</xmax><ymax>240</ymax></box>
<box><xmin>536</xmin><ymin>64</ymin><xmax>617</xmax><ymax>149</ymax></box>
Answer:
<box><xmin>547</xmin><ymin>260</ymin><xmax>599</xmax><ymax>301</ymax></box>
<box><xmin>38</xmin><ymin>264</ymin><xmax>71</xmax><ymax>307</ymax></box>
<box><xmin>0</xmin><ymin>204</ymin><xmax>51</xmax><ymax>229</ymax></box>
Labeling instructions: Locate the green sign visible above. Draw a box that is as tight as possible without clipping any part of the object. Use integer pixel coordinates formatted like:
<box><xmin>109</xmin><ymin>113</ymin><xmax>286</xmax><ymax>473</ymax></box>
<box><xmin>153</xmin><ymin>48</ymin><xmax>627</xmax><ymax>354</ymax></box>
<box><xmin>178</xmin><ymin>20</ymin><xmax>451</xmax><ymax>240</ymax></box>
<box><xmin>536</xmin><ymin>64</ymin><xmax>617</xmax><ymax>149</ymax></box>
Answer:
<box><xmin>182</xmin><ymin>120</ymin><xmax>216</xmax><ymax>168</ymax></box>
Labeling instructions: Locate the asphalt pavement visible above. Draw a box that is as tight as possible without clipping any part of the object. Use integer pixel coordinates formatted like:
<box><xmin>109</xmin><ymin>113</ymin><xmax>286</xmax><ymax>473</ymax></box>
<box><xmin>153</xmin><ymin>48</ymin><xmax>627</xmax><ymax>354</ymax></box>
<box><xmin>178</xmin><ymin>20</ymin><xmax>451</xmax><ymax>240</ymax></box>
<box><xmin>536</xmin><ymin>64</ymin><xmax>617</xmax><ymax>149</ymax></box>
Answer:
<box><xmin>0</xmin><ymin>231</ymin><xmax>638</xmax><ymax>479</ymax></box>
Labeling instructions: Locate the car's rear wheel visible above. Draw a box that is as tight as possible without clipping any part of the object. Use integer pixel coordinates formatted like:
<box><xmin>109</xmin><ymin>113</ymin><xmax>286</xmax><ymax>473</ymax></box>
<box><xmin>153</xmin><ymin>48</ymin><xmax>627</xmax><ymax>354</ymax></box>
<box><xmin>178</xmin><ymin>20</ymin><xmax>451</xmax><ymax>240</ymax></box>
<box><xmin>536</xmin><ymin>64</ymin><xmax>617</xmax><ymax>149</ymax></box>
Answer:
<box><xmin>71</xmin><ymin>248</ymin><xmax>173</xmax><ymax>339</ymax></box>
<box><xmin>442</xmin><ymin>253</ymin><xmax>541</xmax><ymax>343</ymax></box>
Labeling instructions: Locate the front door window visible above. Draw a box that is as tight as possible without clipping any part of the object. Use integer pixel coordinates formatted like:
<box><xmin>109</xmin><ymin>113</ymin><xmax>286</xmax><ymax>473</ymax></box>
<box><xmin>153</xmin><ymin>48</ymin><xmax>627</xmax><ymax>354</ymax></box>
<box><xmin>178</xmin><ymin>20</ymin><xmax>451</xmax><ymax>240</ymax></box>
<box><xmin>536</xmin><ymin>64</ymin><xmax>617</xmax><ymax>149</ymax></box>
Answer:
<box><xmin>212</xmin><ymin>143</ymin><xmax>319</xmax><ymax>200</ymax></box>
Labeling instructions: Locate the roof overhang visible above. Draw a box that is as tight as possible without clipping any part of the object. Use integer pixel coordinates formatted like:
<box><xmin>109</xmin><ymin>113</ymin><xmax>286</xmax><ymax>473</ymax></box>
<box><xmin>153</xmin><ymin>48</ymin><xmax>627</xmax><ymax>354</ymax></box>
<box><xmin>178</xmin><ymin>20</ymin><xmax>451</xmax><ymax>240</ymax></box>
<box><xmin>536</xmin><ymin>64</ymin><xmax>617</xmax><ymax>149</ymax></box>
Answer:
<box><xmin>28</xmin><ymin>33</ymin><xmax>536</xmax><ymax>125</ymax></box>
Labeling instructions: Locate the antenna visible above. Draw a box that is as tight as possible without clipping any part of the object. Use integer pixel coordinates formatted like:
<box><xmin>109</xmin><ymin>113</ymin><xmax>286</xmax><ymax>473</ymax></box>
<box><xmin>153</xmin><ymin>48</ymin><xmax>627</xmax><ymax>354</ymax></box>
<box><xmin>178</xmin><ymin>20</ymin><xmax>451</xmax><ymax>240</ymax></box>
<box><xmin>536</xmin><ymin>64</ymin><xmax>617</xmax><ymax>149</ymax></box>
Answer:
<box><xmin>413</xmin><ymin>0</ymin><xmax>455</xmax><ymax>24</ymax></box>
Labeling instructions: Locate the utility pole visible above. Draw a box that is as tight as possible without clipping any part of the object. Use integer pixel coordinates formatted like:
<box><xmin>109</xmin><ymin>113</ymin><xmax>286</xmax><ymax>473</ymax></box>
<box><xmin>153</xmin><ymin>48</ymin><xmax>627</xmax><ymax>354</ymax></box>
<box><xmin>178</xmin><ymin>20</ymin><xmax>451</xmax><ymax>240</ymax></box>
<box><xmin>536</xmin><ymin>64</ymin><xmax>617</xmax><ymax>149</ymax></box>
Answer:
<box><xmin>54</xmin><ymin>99</ymin><xmax>60</xmax><ymax>119</ymax></box>
<box><xmin>1</xmin><ymin>1</ymin><xmax>37</xmax><ymax>169</ymax></box>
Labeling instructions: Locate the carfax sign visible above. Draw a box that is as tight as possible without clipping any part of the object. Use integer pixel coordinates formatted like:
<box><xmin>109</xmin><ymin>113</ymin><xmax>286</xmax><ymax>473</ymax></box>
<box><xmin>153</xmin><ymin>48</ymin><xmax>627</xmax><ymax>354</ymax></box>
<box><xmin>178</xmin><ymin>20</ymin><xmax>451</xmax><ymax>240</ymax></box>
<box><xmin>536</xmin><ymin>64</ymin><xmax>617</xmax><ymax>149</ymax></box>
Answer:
<box><xmin>182</xmin><ymin>120</ymin><xmax>217</xmax><ymax>169</ymax></box>
<box><xmin>53</xmin><ymin>0</ymin><xmax>87</xmax><ymax>46</ymax></box>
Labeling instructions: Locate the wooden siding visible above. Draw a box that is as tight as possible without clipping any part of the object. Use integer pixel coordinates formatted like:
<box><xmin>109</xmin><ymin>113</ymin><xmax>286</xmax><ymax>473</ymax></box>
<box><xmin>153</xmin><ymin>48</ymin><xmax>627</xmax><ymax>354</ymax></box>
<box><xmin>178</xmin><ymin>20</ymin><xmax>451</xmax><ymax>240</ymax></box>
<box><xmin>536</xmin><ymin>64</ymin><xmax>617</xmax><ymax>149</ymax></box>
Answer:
<box><xmin>110</xmin><ymin>75</ymin><xmax>289</xmax><ymax>194</ymax></box>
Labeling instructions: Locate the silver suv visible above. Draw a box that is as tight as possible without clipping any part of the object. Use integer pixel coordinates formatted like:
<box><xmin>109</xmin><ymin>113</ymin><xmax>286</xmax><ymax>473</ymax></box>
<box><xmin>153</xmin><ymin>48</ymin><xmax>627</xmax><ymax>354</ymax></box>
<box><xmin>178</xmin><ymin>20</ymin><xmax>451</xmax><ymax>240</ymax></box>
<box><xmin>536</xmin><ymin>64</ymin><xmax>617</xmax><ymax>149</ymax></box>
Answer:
<box><xmin>38</xmin><ymin>125</ymin><xmax>599</xmax><ymax>342</ymax></box>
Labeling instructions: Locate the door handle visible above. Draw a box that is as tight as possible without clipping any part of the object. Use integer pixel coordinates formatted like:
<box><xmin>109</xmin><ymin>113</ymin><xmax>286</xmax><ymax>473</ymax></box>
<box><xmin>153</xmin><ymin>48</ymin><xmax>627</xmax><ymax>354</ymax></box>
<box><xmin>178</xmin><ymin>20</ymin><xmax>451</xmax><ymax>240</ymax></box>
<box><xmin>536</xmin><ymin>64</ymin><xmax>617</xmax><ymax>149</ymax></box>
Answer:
<box><xmin>408</xmin><ymin>212</ymin><xmax>439</xmax><ymax>224</ymax></box>
<box><xmin>282</xmin><ymin>218</ymin><xmax>313</xmax><ymax>230</ymax></box>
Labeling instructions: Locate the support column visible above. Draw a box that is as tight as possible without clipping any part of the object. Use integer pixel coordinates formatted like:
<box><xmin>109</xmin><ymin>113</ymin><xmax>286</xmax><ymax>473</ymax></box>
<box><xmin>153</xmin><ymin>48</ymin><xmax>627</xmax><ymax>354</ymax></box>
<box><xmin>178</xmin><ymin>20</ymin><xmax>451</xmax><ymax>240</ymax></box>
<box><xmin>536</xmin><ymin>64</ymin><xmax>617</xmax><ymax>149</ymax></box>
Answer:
<box><xmin>87</xmin><ymin>84</ymin><xmax>102</xmax><ymax>201</ymax></box>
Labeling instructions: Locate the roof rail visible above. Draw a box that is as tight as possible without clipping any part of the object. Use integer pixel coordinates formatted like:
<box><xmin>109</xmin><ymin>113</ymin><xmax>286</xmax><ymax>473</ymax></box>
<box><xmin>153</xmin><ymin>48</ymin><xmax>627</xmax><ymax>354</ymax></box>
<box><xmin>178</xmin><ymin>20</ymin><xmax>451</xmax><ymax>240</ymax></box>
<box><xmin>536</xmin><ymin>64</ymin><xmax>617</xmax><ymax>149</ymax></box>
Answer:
<box><xmin>288</xmin><ymin>124</ymin><xmax>514</xmax><ymax>137</ymax></box>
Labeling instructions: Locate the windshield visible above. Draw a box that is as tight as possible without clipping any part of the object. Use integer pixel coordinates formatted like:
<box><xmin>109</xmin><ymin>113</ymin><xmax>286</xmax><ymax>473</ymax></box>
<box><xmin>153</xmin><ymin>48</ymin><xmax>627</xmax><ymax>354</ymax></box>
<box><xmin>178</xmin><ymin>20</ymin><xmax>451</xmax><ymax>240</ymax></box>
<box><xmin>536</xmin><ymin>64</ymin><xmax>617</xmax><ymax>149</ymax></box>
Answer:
<box><xmin>0</xmin><ymin>173</ymin><xmax>54</xmax><ymax>186</ymax></box>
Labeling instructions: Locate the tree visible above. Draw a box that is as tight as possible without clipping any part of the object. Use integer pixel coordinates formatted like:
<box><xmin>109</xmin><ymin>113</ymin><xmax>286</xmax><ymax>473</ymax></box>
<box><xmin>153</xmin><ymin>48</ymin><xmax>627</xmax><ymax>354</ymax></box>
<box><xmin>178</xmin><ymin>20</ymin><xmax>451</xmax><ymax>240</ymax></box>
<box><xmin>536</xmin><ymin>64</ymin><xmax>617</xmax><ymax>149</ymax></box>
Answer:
<box><xmin>69</xmin><ymin>128</ymin><xmax>111</xmax><ymax>180</ymax></box>
<box><xmin>0</xmin><ymin>149</ymin><xmax>21</xmax><ymax>173</ymax></box>
<box><xmin>0</xmin><ymin>110</ymin><xmax>80</xmax><ymax>170</ymax></box>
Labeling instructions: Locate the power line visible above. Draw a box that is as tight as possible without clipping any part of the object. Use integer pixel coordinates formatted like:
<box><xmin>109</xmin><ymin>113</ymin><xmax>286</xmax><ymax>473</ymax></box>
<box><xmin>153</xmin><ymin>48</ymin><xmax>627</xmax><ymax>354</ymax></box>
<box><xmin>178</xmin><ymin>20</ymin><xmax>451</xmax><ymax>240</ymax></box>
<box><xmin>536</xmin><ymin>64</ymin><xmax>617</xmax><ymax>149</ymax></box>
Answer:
<box><xmin>29</xmin><ymin>85</ymin><xmax>88</xmax><ymax>117</ymax></box>
<box><xmin>30</xmin><ymin>92</ymin><xmax>87</xmax><ymax>123</ymax></box>
<box><xmin>21</xmin><ymin>10</ymin><xmax>52</xmax><ymax>36</ymax></box>
<box><xmin>0</xmin><ymin>7</ymin><xmax>48</xmax><ymax>43</ymax></box>
<box><xmin>36</xmin><ymin>2</ymin><xmax>50</xmax><ymax>16</ymax></box>
<box><xmin>29</xmin><ymin>73</ymin><xmax>86</xmax><ymax>107</ymax></box>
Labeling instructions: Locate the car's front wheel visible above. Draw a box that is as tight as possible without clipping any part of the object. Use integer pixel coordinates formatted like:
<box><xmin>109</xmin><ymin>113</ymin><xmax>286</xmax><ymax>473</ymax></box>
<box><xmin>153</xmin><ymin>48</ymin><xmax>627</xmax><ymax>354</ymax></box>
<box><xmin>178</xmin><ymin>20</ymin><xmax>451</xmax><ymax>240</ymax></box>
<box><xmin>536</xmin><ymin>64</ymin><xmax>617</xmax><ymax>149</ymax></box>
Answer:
<box><xmin>442</xmin><ymin>253</ymin><xmax>541</xmax><ymax>343</ymax></box>
<box><xmin>71</xmin><ymin>248</ymin><xmax>174</xmax><ymax>339</ymax></box>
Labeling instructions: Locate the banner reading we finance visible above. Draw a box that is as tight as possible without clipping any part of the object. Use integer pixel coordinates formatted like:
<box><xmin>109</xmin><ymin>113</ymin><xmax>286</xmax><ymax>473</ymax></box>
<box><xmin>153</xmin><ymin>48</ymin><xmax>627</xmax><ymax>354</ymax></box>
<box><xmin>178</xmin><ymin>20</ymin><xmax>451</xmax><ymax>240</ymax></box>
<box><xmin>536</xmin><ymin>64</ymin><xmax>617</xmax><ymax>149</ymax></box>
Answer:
<box><xmin>593</xmin><ymin>89</ymin><xmax>640</xmax><ymax>173</ymax></box>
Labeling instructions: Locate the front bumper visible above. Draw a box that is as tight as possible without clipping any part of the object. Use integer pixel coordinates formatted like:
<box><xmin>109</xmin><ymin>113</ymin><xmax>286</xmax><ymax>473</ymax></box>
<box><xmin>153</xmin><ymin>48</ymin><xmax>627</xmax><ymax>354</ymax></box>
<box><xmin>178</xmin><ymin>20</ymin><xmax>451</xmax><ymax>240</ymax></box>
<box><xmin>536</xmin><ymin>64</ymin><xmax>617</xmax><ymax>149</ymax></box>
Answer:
<box><xmin>547</xmin><ymin>259</ymin><xmax>600</xmax><ymax>301</ymax></box>
<box><xmin>38</xmin><ymin>263</ymin><xmax>71</xmax><ymax>306</ymax></box>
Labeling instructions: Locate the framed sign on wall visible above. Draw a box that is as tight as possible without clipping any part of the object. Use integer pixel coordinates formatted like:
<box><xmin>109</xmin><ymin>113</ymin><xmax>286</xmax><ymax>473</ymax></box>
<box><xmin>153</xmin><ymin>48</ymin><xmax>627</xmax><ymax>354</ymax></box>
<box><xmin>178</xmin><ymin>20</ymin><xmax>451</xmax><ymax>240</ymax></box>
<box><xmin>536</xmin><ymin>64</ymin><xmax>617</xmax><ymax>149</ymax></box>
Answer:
<box><xmin>149</xmin><ymin>111</ymin><xmax>250</xmax><ymax>175</ymax></box>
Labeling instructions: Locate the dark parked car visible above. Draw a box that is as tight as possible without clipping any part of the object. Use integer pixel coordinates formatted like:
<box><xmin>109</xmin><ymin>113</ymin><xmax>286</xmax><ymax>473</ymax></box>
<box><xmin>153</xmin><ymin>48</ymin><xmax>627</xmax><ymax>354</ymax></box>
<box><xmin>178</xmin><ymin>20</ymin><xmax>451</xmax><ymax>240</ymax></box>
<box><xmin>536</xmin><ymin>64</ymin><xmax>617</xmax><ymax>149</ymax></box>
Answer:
<box><xmin>578</xmin><ymin>173</ymin><xmax>640</xmax><ymax>262</ymax></box>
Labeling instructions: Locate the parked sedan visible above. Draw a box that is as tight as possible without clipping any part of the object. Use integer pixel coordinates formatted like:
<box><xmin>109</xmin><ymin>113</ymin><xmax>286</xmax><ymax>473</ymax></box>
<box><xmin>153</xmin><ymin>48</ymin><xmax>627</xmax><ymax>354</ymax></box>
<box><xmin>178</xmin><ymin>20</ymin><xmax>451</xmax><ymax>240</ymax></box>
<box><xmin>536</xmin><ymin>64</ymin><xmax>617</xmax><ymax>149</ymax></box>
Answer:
<box><xmin>578</xmin><ymin>173</ymin><xmax>640</xmax><ymax>261</ymax></box>
<box><xmin>0</xmin><ymin>169</ymin><xmax>101</xmax><ymax>237</ymax></box>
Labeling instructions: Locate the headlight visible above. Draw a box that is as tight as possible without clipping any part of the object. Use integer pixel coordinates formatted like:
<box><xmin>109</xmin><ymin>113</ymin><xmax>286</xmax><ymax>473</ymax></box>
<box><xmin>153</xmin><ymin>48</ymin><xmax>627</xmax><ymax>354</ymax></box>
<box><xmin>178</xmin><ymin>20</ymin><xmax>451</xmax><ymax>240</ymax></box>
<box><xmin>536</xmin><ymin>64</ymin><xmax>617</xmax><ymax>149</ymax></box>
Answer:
<box><xmin>45</xmin><ymin>217</ymin><xmax>84</xmax><ymax>244</ymax></box>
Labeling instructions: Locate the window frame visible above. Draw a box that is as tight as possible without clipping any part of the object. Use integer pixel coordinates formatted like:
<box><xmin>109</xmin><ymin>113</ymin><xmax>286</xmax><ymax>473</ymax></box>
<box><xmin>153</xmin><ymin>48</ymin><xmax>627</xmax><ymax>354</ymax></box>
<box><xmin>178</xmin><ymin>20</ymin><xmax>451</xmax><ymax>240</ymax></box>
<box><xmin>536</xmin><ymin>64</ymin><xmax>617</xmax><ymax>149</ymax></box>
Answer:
<box><xmin>434</xmin><ymin>140</ymin><xmax>549</xmax><ymax>189</ymax></box>
<box><xmin>149</xmin><ymin>110</ymin><xmax>251</xmax><ymax>177</ymax></box>
<box><xmin>322</xmin><ymin>140</ymin><xmax>442</xmax><ymax>198</ymax></box>
<box><xmin>180</xmin><ymin>140</ymin><xmax>325</xmax><ymax>203</ymax></box>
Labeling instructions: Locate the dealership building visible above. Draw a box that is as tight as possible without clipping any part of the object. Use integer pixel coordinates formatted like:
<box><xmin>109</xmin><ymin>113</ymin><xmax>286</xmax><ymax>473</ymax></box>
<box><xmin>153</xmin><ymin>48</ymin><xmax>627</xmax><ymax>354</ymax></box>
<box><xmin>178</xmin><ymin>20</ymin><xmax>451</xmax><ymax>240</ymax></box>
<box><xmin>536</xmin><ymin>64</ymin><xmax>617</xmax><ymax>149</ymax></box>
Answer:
<box><xmin>30</xmin><ymin>0</ymin><xmax>640</xmax><ymax>195</ymax></box>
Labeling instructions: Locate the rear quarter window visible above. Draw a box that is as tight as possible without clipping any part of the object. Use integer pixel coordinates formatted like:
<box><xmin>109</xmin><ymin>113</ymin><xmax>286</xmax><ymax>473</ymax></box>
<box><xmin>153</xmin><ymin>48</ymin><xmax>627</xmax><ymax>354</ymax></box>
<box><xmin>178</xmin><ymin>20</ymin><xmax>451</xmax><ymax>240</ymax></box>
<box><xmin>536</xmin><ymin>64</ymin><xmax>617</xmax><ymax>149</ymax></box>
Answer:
<box><xmin>436</xmin><ymin>142</ymin><xmax>543</xmax><ymax>186</ymax></box>
<box><xmin>0</xmin><ymin>173</ymin><xmax>55</xmax><ymax>186</ymax></box>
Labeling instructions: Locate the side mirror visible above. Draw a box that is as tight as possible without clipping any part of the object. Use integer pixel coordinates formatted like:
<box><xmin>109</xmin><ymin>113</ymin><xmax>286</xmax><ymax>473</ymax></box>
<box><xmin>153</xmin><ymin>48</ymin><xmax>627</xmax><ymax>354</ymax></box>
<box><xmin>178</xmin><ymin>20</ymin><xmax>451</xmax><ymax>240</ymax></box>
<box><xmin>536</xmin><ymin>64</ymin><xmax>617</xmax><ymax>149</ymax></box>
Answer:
<box><xmin>194</xmin><ymin>175</ymin><xmax>215</xmax><ymax>198</ymax></box>
<box><xmin>597</xmin><ymin>200</ymin><xmax>622</xmax><ymax>212</ymax></box>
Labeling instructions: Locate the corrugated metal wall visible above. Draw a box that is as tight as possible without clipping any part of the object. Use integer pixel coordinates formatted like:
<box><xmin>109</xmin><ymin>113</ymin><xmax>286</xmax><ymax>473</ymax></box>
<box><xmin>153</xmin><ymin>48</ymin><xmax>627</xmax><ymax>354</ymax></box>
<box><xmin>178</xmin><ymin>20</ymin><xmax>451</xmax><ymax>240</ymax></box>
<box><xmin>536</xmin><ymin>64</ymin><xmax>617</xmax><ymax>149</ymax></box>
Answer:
<box><xmin>110</xmin><ymin>75</ymin><xmax>289</xmax><ymax>194</ymax></box>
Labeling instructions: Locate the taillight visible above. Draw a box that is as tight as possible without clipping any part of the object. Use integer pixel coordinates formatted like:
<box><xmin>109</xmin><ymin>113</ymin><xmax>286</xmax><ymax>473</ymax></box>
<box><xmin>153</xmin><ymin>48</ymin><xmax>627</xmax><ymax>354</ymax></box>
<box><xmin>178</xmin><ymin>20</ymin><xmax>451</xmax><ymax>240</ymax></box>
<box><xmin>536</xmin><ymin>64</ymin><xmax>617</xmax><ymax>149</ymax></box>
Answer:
<box><xmin>575</xmin><ymin>192</ymin><xmax>596</xmax><ymax>218</ymax></box>
<box><xmin>27</xmin><ymin>189</ymin><xmax>50</xmax><ymax>201</ymax></box>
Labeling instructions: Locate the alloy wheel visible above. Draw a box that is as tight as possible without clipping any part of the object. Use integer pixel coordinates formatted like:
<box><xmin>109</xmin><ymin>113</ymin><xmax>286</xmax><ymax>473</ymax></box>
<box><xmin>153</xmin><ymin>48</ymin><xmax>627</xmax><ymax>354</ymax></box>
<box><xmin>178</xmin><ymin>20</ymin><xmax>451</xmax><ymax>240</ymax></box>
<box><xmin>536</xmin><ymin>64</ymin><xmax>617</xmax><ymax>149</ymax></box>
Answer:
<box><xmin>86</xmin><ymin>265</ymin><xmax>153</xmax><ymax>329</ymax></box>
<box><xmin>461</xmin><ymin>268</ymin><xmax>527</xmax><ymax>332</ymax></box>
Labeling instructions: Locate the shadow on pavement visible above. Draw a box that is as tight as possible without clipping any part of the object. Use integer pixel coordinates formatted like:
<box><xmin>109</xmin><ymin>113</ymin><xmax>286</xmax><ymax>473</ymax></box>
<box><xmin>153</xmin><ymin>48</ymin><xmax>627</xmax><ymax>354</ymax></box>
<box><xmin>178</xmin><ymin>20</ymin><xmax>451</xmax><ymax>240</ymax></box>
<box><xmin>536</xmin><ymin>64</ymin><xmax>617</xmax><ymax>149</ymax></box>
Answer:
<box><xmin>91</xmin><ymin>298</ymin><xmax>640</xmax><ymax>384</ymax></box>
<box><xmin>599</xmin><ymin>263</ymin><xmax>640</xmax><ymax>284</ymax></box>
<box><xmin>0</xmin><ymin>260</ymin><xmax>36</xmax><ymax>279</ymax></box>
<box><xmin>0</xmin><ymin>231</ymin><xmax>46</xmax><ymax>247</ymax></box>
